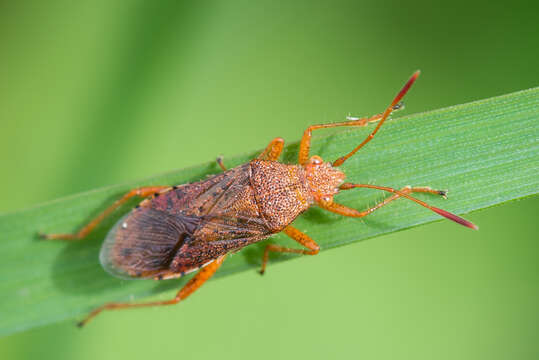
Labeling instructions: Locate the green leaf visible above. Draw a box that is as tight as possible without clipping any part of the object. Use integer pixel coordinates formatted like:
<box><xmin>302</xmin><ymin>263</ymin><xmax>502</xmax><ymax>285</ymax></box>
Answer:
<box><xmin>0</xmin><ymin>87</ymin><xmax>537</xmax><ymax>337</ymax></box>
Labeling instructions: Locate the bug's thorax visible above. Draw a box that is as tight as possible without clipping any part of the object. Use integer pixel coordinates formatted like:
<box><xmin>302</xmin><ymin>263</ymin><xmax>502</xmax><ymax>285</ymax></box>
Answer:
<box><xmin>303</xmin><ymin>155</ymin><xmax>346</xmax><ymax>203</ymax></box>
<box><xmin>249</xmin><ymin>160</ymin><xmax>314</xmax><ymax>231</ymax></box>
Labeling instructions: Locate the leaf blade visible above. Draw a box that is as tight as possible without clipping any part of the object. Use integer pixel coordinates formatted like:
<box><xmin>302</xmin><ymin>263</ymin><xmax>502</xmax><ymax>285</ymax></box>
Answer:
<box><xmin>0</xmin><ymin>87</ymin><xmax>538</xmax><ymax>336</ymax></box>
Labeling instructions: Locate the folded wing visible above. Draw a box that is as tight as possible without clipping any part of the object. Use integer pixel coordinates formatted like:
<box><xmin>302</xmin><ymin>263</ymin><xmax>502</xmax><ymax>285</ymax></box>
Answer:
<box><xmin>99</xmin><ymin>208</ymin><xmax>200</xmax><ymax>279</ymax></box>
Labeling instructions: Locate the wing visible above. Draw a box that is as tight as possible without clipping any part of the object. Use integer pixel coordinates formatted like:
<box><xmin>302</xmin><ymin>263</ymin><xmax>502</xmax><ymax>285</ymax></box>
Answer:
<box><xmin>148</xmin><ymin>162</ymin><xmax>272</xmax><ymax>243</ymax></box>
<box><xmin>100</xmin><ymin>163</ymin><xmax>273</xmax><ymax>280</ymax></box>
<box><xmin>165</xmin><ymin>163</ymin><xmax>274</xmax><ymax>273</ymax></box>
<box><xmin>99</xmin><ymin>208</ymin><xmax>200</xmax><ymax>279</ymax></box>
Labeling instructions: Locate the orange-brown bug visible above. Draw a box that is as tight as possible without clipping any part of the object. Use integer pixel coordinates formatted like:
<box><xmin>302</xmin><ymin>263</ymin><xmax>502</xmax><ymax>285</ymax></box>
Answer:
<box><xmin>42</xmin><ymin>71</ymin><xmax>477</xmax><ymax>326</ymax></box>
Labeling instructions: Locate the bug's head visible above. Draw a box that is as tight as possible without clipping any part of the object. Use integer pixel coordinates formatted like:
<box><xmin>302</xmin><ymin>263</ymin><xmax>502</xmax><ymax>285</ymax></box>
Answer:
<box><xmin>304</xmin><ymin>155</ymin><xmax>346</xmax><ymax>204</ymax></box>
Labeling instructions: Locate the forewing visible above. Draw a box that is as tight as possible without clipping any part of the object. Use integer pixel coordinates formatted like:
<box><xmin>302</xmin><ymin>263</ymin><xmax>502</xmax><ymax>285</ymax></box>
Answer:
<box><xmin>101</xmin><ymin>163</ymin><xmax>272</xmax><ymax>278</ymax></box>
<box><xmin>189</xmin><ymin>165</ymin><xmax>272</xmax><ymax>244</ymax></box>
<box><xmin>99</xmin><ymin>208</ymin><xmax>199</xmax><ymax>279</ymax></box>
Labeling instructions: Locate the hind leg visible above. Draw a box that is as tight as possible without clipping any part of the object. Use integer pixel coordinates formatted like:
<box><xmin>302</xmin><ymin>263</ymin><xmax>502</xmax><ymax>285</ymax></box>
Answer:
<box><xmin>77</xmin><ymin>255</ymin><xmax>227</xmax><ymax>327</ymax></box>
<box><xmin>40</xmin><ymin>186</ymin><xmax>171</xmax><ymax>240</ymax></box>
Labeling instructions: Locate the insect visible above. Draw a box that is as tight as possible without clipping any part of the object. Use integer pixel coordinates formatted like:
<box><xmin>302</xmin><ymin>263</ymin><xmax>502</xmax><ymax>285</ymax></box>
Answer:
<box><xmin>42</xmin><ymin>71</ymin><xmax>477</xmax><ymax>326</ymax></box>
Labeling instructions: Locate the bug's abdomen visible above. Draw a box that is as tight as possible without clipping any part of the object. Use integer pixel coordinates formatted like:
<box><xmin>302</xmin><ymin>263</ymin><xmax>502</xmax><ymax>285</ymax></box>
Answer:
<box><xmin>250</xmin><ymin>160</ymin><xmax>313</xmax><ymax>231</ymax></box>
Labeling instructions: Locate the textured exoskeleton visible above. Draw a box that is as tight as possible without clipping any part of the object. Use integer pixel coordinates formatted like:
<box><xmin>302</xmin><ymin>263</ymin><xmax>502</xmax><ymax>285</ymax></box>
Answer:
<box><xmin>43</xmin><ymin>72</ymin><xmax>477</xmax><ymax>326</ymax></box>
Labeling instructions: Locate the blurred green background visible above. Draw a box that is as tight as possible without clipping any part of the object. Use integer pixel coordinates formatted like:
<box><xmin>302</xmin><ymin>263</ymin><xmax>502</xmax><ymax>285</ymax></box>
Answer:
<box><xmin>0</xmin><ymin>0</ymin><xmax>537</xmax><ymax>359</ymax></box>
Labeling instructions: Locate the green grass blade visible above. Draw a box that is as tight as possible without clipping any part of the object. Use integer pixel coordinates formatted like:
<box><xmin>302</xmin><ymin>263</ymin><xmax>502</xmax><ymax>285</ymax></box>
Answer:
<box><xmin>0</xmin><ymin>87</ymin><xmax>537</xmax><ymax>336</ymax></box>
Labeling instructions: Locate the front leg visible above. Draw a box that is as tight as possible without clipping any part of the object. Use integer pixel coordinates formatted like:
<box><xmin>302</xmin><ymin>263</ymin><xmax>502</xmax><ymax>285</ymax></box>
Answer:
<box><xmin>260</xmin><ymin>225</ymin><xmax>320</xmax><ymax>275</ymax></box>
<box><xmin>298</xmin><ymin>113</ymin><xmax>386</xmax><ymax>165</ymax></box>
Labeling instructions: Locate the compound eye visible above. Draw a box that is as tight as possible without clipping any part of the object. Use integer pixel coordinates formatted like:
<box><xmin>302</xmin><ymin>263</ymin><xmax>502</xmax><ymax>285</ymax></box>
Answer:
<box><xmin>310</xmin><ymin>155</ymin><xmax>323</xmax><ymax>165</ymax></box>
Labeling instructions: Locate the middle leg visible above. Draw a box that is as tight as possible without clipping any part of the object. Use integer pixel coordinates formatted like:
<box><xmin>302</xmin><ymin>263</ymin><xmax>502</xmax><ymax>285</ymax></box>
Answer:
<box><xmin>258</xmin><ymin>137</ymin><xmax>285</xmax><ymax>161</ymax></box>
<box><xmin>216</xmin><ymin>156</ymin><xmax>227</xmax><ymax>172</ymax></box>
